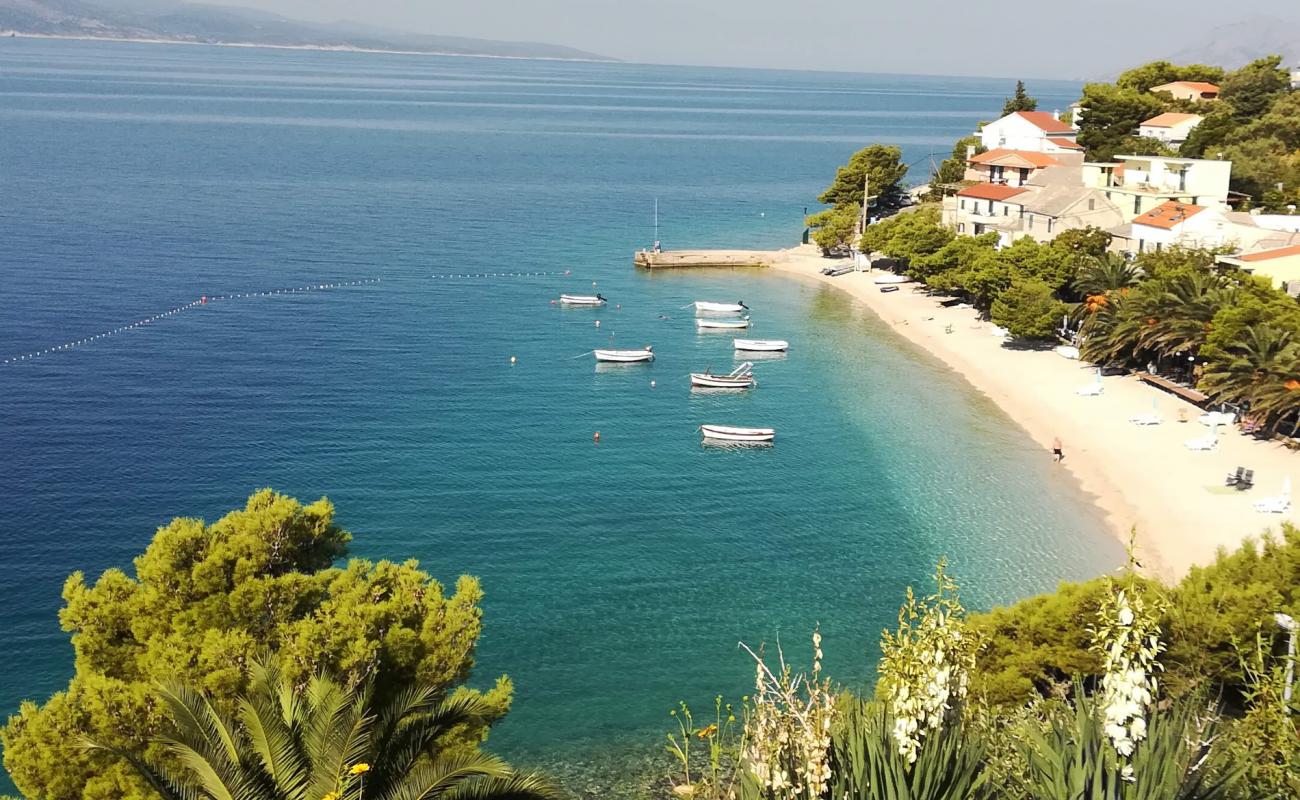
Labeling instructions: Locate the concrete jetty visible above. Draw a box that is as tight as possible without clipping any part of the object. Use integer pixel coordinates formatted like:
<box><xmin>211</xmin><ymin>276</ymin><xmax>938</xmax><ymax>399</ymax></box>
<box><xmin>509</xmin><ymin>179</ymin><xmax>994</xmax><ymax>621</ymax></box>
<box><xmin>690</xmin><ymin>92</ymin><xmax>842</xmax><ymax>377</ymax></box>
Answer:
<box><xmin>633</xmin><ymin>249</ymin><xmax>779</xmax><ymax>269</ymax></box>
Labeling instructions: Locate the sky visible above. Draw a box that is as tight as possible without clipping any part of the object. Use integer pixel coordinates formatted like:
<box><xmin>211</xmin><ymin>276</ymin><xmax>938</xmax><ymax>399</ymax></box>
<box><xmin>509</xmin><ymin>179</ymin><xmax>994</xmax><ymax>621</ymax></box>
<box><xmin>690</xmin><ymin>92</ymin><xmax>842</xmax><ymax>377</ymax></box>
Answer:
<box><xmin>201</xmin><ymin>1</ymin><xmax>1298</xmax><ymax>79</ymax></box>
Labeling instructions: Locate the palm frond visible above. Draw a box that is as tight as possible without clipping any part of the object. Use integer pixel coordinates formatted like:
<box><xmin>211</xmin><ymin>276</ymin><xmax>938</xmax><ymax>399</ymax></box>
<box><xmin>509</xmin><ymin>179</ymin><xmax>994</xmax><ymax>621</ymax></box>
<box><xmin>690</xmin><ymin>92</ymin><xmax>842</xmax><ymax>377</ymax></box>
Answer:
<box><xmin>385</xmin><ymin>753</ymin><xmax>515</xmax><ymax>800</ymax></box>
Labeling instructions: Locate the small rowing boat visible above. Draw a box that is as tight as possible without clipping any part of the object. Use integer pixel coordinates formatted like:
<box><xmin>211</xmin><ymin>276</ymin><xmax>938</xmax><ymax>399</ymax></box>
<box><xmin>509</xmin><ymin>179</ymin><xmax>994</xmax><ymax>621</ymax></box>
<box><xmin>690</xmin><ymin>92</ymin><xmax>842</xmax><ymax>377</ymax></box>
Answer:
<box><xmin>696</xmin><ymin>317</ymin><xmax>751</xmax><ymax>330</ymax></box>
<box><xmin>691</xmin><ymin>362</ymin><xmax>755</xmax><ymax>389</ymax></box>
<box><xmin>694</xmin><ymin>300</ymin><xmax>749</xmax><ymax>313</ymax></box>
<box><xmin>701</xmin><ymin>424</ymin><xmax>775</xmax><ymax>443</ymax></box>
<box><xmin>880</xmin><ymin>285</ymin><xmax>899</xmax><ymax>293</ymax></box>
<box><xmin>733</xmin><ymin>338</ymin><xmax>787</xmax><ymax>352</ymax></box>
<box><xmin>873</xmin><ymin>274</ymin><xmax>909</xmax><ymax>285</ymax></box>
<box><xmin>560</xmin><ymin>293</ymin><xmax>606</xmax><ymax>306</ymax></box>
<box><xmin>593</xmin><ymin>347</ymin><xmax>653</xmax><ymax>363</ymax></box>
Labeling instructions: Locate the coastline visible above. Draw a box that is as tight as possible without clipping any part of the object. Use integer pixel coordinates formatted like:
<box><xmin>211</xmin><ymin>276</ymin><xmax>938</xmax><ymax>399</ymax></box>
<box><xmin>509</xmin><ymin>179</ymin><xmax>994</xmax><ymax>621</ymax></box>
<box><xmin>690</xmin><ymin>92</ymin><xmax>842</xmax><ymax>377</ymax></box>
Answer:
<box><xmin>0</xmin><ymin>32</ymin><xmax>618</xmax><ymax>64</ymax></box>
<box><xmin>768</xmin><ymin>244</ymin><xmax>1297</xmax><ymax>582</ymax></box>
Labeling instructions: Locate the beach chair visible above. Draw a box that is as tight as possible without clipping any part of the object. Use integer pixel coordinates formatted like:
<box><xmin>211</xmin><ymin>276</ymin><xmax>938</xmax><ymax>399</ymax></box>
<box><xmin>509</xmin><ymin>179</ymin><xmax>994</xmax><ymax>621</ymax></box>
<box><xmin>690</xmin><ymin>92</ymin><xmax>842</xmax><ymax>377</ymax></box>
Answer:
<box><xmin>1184</xmin><ymin>434</ymin><xmax>1218</xmax><ymax>451</ymax></box>
<box><xmin>1076</xmin><ymin>383</ymin><xmax>1103</xmax><ymax>397</ymax></box>
<box><xmin>1224</xmin><ymin>467</ymin><xmax>1245</xmax><ymax>487</ymax></box>
<box><xmin>1254</xmin><ymin>494</ymin><xmax>1292</xmax><ymax>514</ymax></box>
<box><xmin>1237</xmin><ymin>469</ymin><xmax>1255</xmax><ymax>491</ymax></box>
<box><xmin>1130</xmin><ymin>411</ymin><xmax>1161</xmax><ymax>425</ymax></box>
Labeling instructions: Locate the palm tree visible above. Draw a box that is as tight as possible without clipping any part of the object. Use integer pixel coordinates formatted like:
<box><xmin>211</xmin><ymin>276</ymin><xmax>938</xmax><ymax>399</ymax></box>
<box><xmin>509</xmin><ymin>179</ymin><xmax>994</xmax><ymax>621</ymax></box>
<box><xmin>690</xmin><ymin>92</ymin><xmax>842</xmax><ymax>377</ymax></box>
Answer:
<box><xmin>1073</xmin><ymin>253</ymin><xmax>1141</xmax><ymax>298</ymax></box>
<box><xmin>92</xmin><ymin>661</ymin><xmax>558</xmax><ymax>800</ymax></box>
<box><xmin>1201</xmin><ymin>324</ymin><xmax>1300</xmax><ymax>433</ymax></box>
<box><xmin>1135</xmin><ymin>271</ymin><xmax>1229</xmax><ymax>359</ymax></box>
<box><xmin>1079</xmin><ymin>291</ymin><xmax>1148</xmax><ymax>366</ymax></box>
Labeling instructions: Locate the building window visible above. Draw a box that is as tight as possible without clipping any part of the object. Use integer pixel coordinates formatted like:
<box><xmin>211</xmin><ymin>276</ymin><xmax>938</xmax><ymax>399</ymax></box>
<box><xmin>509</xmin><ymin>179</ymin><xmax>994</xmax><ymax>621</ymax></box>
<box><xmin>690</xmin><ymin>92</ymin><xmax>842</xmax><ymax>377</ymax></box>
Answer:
<box><xmin>1088</xmin><ymin>199</ymin><xmax>1095</xmax><ymax>210</ymax></box>
<box><xmin>960</xmin><ymin>199</ymin><xmax>965</xmax><ymax>210</ymax></box>
<box><xmin>1019</xmin><ymin>167</ymin><xmax>1030</xmax><ymax>185</ymax></box>
<box><xmin>957</xmin><ymin>223</ymin><xmax>965</xmax><ymax>232</ymax></box>
<box><xmin>1004</xmin><ymin>206</ymin><xmax>1009</xmax><ymax>216</ymax></box>
<box><xmin>1047</xmin><ymin>218</ymin><xmax>1054</xmax><ymax>233</ymax></box>
<box><xmin>988</xmin><ymin>200</ymin><xmax>995</xmax><ymax>214</ymax></box>
<box><xmin>1028</xmin><ymin>215</ymin><xmax>1034</xmax><ymax>230</ymax></box>
<box><xmin>1133</xmin><ymin>196</ymin><xmax>1141</xmax><ymax>214</ymax></box>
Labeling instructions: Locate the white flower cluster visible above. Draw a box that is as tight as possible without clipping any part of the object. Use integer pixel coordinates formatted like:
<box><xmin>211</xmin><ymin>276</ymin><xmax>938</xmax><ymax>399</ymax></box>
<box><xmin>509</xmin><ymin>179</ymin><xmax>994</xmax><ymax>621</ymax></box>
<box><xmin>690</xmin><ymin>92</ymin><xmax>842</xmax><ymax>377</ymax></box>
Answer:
<box><xmin>741</xmin><ymin>631</ymin><xmax>835</xmax><ymax>800</ymax></box>
<box><xmin>1094</xmin><ymin>588</ymin><xmax>1163</xmax><ymax>774</ymax></box>
<box><xmin>878</xmin><ymin>563</ymin><xmax>976</xmax><ymax>765</ymax></box>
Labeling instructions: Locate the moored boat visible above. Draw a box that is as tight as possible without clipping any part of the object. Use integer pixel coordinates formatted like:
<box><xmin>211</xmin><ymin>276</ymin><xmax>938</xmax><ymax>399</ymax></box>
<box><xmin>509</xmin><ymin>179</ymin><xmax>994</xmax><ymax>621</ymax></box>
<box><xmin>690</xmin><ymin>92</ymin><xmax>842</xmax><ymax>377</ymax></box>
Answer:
<box><xmin>733</xmin><ymin>338</ymin><xmax>787</xmax><ymax>352</ymax></box>
<box><xmin>594</xmin><ymin>346</ymin><xmax>654</xmax><ymax>363</ymax></box>
<box><xmin>700</xmin><ymin>424</ymin><xmax>775</xmax><ymax>443</ymax></box>
<box><xmin>694</xmin><ymin>300</ymin><xmax>749</xmax><ymax>313</ymax></box>
<box><xmin>696</xmin><ymin>317</ymin><xmax>751</xmax><ymax>330</ymax></box>
<box><xmin>561</xmin><ymin>293</ymin><xmax>606</xmax><ymax>306</ymax></box>
<box><xmin>691</xmin><ymin>362</ymin><xmax>755</xmax><ymax>389</ymax></box>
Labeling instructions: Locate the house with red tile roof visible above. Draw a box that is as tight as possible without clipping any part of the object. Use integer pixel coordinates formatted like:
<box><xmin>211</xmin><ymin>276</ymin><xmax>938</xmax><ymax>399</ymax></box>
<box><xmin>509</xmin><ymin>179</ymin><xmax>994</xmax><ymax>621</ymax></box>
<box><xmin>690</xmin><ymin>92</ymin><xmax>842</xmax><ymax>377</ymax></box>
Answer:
<box><xmin>964</xmin><ymin>148</ymin><xmax>1077</xmax><ymax>186</ymax></box>
<box><xmin>1138</xmin><ymin>113</ymin><xmax>1203</xmax><ymax>146</ymax></box>
<box><xmin>1219</xmin><ymin>243</ymin><xmax>1300</xmax><ymax>295</ymax></box>
<box><xmin>1149</xmin><ymin>81</ymin><xmax>1219</xmax><ymax>102</ymax></box>
<box><xmin>942</xmin><ymin>167</ymin><xmax>1122</xmax><ymax>246</ymax></box>
<box><xmin>979</xmin><ymin>111</ymin><xmax>1081</xmax><ymax>154</ymax></box>
<box><xmin>1082</xmin><ymin>154</ymin><xmax>1232</xmax><ymax>220</ymax></box>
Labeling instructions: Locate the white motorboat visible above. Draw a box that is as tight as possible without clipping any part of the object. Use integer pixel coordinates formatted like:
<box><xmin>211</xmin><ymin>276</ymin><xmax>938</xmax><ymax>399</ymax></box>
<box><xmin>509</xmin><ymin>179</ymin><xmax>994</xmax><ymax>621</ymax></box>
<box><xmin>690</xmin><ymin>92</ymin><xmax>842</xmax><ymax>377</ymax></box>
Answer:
<box><xmin>691</xmin><ymin>362</ymin><xmax>755</xmax><ymax>389</ymax></box>
<box><xmin>701</xmin><ymin>424</ymin><xmax>775</xmax><ymax>443</ymax></box>
<box><xmin>873</xmin><ymin>274</ymin><xmax>910</xmax><ymax>285</ymax></box>
<box><xmin>696</xmin><ymin>317</ymin><xmax>751</xmax><ymax>330</ymax></box>
<box><xmin>561</xmin><ymin>293</ymin><xmax>606</xmax><ymax>306</ymax></box>
<box><xmin>694</xmin><ymin>301</ymin><xmax>749</xmax><ymax>313</ymax></box>
<box><xmin>733</xmin><ymin>338</ymin><xmax>787</xmax><ymax>352</ymax></box>
<box><xmin>594</xmin><ymin>347</ymin><xmax>654</xmax><ymax>363</ymax></box>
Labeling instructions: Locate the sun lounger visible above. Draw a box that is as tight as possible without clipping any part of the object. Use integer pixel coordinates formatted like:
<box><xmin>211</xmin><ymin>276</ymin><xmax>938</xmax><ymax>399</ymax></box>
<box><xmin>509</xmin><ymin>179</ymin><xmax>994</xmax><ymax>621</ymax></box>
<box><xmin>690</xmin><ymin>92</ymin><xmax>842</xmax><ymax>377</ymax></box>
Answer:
<box><xmin>1237</xmin><ymin>469</ymin><xmax>1255</xmax><ymax>491</ymax></box>
<box><xmin>1254</xmin><ymin>495</ymin><xmax>1291</xmax><ymax>514</ymax></box>
<box><xmin>1184</xmin><ymin>435</ymin><xmax>1218</xmax><ymax>451</ymax></box>
<box><xmin>1225</xmin><ymin>467</ymin><xmax>1245</xmax><ymax>486</ymax></box>
<box><xmin>1076</xmin><ymin>383</ymin><xmax>1103</xmax><ymax>396</ymax></box>
<box><xmin>1130</xmin><ymin>412</ymin><xmax>1161</xmax><ymax>425</ymax></box>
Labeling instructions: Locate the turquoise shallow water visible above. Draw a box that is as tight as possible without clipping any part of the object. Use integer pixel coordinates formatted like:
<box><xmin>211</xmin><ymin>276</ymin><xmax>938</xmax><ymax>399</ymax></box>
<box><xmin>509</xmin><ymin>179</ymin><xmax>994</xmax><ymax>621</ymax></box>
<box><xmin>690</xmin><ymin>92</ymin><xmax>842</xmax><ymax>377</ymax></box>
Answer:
<box><xmin>0</xmin><ymin>40</ymin><xmax>1121</xmax><ymax>793</ymax></box>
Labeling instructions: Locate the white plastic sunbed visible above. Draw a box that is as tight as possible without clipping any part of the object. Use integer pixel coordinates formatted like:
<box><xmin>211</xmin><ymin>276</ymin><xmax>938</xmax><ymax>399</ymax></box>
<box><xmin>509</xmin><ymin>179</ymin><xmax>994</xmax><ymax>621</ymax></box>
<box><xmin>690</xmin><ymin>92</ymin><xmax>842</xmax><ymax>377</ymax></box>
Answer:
<box><xmin>1129</xmin><ymin>412</ymin><xmax>1162</xmax><ymax>426</ymax></box>
<box><xmin>1184</xmin><ymin>435</ymin><xmax>1218</xmax><ymax>451</ymax></box>
<box><xmin>1076</xmin><ymin>383</ymin><xmax>1103</xmax><ymax>397</ymax></box>
<box><xmin>1254</xmin><ymin>495</ymin><xmax>1292</xmax><ymax>514</ymax></box>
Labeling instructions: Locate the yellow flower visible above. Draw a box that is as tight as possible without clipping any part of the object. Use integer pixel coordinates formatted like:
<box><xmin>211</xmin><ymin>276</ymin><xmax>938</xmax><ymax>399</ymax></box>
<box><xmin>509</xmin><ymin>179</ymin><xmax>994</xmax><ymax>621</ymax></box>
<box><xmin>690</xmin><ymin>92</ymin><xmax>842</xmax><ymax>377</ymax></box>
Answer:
<box><xmin>349</xmin><ymin>763</ymin><xmax>371</xmax><ymax>776</ymax></box>
<box><xmin>323</xmin><ymin>794</ymin><xmax>339</xmax><ymax>800</ymax></box>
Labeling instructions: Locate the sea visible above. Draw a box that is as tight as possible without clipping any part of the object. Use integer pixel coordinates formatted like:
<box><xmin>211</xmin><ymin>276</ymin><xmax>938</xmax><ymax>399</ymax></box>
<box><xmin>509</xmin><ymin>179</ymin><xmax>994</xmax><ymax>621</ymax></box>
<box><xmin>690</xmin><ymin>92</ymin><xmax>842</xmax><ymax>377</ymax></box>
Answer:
<box><xmin>0</xmin><ymin>39</ymin><xmax>1123</xmax><ymax>796</ymax></box>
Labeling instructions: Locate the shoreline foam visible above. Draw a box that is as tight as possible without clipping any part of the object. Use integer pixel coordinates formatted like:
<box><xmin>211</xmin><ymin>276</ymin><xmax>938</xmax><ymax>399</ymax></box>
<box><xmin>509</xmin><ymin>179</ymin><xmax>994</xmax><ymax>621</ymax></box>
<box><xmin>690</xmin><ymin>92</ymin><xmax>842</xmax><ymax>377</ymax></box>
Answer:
<box><xmin>769</xmin><ymin>244</ymin><xmax>1297</xmax><ymax>581</ymax></box>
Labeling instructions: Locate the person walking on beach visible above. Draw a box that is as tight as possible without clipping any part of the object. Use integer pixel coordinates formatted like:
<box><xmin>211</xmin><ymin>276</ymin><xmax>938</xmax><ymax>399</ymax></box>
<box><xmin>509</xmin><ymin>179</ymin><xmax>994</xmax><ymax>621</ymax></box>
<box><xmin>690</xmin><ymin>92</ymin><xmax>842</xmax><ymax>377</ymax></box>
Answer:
<box><xmin>1052</xmin><ymin>436</ymin><xmax>1064</xmax><ymax>463</ymax></box>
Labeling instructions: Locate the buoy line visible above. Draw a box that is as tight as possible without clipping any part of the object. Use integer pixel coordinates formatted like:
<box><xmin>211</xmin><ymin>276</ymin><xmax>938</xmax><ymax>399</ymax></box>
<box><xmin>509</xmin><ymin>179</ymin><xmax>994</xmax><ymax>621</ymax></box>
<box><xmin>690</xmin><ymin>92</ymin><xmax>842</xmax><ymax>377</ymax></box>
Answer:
<box><xmin>431</xmin><ymin>270</ymin><xmax>571</xmax><ymax>279</ymax></box>
<box><xmin>2</xmin><ymin>278</ymin><xmax>382</xmax><ymax>366</ymax></box>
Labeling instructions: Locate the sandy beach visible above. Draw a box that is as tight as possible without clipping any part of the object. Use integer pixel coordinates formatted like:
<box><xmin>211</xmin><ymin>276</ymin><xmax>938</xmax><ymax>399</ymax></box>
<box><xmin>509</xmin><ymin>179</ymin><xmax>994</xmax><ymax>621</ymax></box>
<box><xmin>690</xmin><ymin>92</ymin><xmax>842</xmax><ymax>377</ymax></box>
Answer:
<box><xmin>768</xmin><ymin>244</ymin><xmax>1296</xmax><ymax>581</ymax></box>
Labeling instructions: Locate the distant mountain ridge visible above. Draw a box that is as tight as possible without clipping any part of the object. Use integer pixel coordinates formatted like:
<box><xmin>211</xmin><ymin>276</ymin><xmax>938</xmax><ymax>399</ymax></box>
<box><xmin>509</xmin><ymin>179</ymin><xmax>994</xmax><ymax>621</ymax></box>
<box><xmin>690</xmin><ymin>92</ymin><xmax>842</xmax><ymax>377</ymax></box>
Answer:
<box><xmin>0</xmin><ymin>0</ymin><xmax>616</xmax><ymax>61</ymax></box>
<box><xmin>1161</xmin><ymin>17</ymin><xmax>1298</xmax><ymax>69</ymax></box>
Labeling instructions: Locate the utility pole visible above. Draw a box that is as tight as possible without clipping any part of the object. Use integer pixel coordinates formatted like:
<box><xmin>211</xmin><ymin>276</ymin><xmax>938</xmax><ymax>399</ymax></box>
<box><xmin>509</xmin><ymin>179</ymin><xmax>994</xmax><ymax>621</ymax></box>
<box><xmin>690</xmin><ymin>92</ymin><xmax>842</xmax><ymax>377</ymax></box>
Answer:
<box><xmin>859</xmin><ymin>172</ymin><xmax>870</xmax><ymax>235</ymax></box>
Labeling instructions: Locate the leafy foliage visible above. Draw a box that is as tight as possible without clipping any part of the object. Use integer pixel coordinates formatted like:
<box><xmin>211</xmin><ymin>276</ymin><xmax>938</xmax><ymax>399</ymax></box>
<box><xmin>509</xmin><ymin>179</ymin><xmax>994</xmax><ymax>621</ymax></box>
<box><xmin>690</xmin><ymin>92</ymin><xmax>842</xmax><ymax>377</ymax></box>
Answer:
<box><xmin>90</xmin><ymin>658</ymin><xmax>556</xmax><ymax>800</ymax></box>
<box><xmin>2</xmin><ymin>490</ymin><xmax>512</xmax><ymax>800</ymax></box>
<box><xmin>1116</xmin><ymin>61</ymin><xmax>1224</xmax><ymax>93</ymax></box>
<box><xmin>991</xmin><ymin>280</ymin><xmax>1068</xmax><ymax>340</ymax></box>
<box><xmin>806</xmin><ymin>205</ymin><xmax>860</xmax><ymax>255</ymax></box>
<box><xmin>1076</xmin><ymin>84</ymin><xmax>1165</xmax><ymax>162</ymax></box>
<box><xmin>828</xmin><ymin>699</ymin><xmax>990</xmax><ymax>800</ymax></box>
<box><xmin>818</xmin><ymin>145</ymin><xmax>909</xmax><ymax>212</ymax></box>
<box><xmin>859</xmin><ymin>205</ymin><xmax>954</xmax><ymax>263</ymax></box>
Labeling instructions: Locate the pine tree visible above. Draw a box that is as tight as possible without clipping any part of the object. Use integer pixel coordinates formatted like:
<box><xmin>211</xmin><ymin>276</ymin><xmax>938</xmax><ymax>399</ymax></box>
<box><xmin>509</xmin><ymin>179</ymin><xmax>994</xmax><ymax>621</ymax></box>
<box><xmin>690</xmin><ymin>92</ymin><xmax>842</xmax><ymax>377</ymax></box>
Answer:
<box><xmin>1001</xmin><ymin>80</ymin><xmax>1038</xmax><ymax>116</ymax></box>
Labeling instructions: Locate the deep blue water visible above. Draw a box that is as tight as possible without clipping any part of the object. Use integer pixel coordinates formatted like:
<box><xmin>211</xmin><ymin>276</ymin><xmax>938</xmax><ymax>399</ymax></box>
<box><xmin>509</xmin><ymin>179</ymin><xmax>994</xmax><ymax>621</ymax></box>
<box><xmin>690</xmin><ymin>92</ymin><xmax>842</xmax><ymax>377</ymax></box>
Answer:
<box><xmin>0</xmin><ymin>39</ymin><xmax>1118</xmax><ymax>792</ymax></box>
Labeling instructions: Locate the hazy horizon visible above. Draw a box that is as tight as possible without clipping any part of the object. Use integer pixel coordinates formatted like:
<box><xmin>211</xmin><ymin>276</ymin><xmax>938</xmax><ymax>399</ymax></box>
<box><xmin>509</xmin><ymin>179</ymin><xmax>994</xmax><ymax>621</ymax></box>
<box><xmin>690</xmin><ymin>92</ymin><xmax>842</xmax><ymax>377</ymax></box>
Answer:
<box><xmin>183</xmin><ymin>0</ymin><xmax>1299</xmax><ymax>80</ymax></box>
